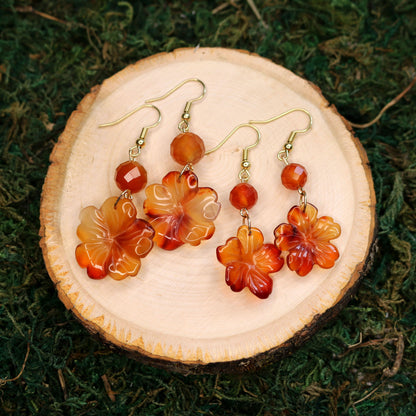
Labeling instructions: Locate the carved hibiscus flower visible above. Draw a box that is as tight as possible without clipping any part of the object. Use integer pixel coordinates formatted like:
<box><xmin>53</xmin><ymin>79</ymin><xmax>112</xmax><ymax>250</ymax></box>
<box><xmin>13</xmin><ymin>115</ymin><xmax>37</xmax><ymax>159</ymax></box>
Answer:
<box><xmin>75</xmin><ymin>197</ymin><xmax>154</xmax><ymax>280</ymax></box>
<box><xmin>274</xmin><ymin>203</ymin><xmax>341</xmax><ymax>276</ymax></box>
<box><xmin>143</xmin><ymin>170</ymin><xmax>221</xmax><ymax>250</ymax></box>
<box><xmin>217</xmin><ymin>225</ymin><xmax>284</xmax><ymax>299</ymax></box>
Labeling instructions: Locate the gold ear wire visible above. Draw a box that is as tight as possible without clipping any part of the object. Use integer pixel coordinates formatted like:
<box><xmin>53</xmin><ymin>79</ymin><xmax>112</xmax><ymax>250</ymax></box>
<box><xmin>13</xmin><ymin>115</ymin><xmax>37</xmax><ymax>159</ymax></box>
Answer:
<box><xmin>205</xmin><ymin>123</ymin><xmax>261</xmax><ymax>182</ymax></box>
<box><xmin>249</xmin><ymin>108</ymin><xmax>312</xmax><ymax>164</ymax></box>
<box><xmin>144</xmin><ymin>78</ymin><xmax>207</xmax><ymax>133</ymax></box>
<box><xmin>99</xmin><ymin>103</ymin><xmax>162</xmax><ymax>143</ymax></box>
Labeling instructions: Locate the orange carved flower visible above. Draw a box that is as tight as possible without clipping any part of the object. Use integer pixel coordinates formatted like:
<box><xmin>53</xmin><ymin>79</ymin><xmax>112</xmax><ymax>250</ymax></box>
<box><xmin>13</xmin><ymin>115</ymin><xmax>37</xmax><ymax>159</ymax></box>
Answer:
<box><xmin>217</xmin><ymin>225</ymin><xmax>284</xmax><ymax>299</ymax></box>
<box><xmin>143</xmin><ymin>170</ymin><xmax>221</xmax><ymax>250</ymax></box>
<box><xmin>75</xmin><ymin>197</ymin><xmax>154</xmax><ymax>280</ymax></box>
<box><xmin>274</xmin><ymin>203</ymin><xmax>341</xmax><ymax>276</ymax></box>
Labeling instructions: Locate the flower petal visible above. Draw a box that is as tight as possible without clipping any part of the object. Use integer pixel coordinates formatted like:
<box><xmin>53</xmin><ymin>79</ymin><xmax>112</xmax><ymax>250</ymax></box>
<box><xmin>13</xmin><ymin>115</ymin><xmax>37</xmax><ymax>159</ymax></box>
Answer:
<box><xmin>217</xmin><ymin>236</ymin><xmax>243</xmax><ymax>265</ymax></box>
<box><xmin>253</xmin><ymin>243</ymin><xmax>284</xmax><ymax>274</ymax></box>
<box><xmin>274</xmin><ymin>223</ymin><xmax>303</xmax><ymax>252</ymax></box>
<box><xmin>246</xmin><ymin>267</ymin><xmax>273</xmax><ymax>299</ymax></box>
<box><xmin>150</xmin><ymin>215</ymin><xmax>183</xmax><ymax>250</ymax></box>
<box><xmin>75</xmin><ymin>241</ymin><xmax>111</xmax><ymax>279</ymax></box>
<box><xmin>178</xmin><ymin>215</ymin><xmax>215</xmax><ymax>246</ymax></box>
<box><xmin>101</xmin><ymin>197</ymin><xmax>137</xmax><ymax>236</ymax></box>
<box><xmin>183</xmin><ymin>187</ymin><xmax>221</xmax><ymax>223</ymax></box>
<box><xmin>107</xmin><ymin>244</ymin><xmax>141</xmax><ymax>280</ymax></box>
<box><xmin>117</xmin><ymin>218</ymin><xmax>155</xmax><ymax>259</ymax></box>
<box><xmin>237</xmin><ymin>225</ymin><xmax>264</xmax><ymax>256</ymax></box>
<box><xmin>144</xmin><ymin>183</ymin><xmax>178</xmax><ymax>217</ymax></box>
<box><xmin>176</xmin><ymin>186</ymin><xmax>220</xmax><ymax>245</ymax></box>
<box><xmin>287</xmin><ymin>203</ymin><xmax>318</xmax><ymax>233</ymax></box>
<box><xmin>161</xmin><ymin>170</ymin><xmax>199</xmax><ymax>204</ymax></box>
<box><xmin>77</xmin><ymin>206</ymin><xmax>107</xmax><ymax>242</ymax></box>
<box><xmin>313</xmin><ymin>241</ymin><xmax>340</xmax><ymax>268</ymax></box>
<box><xmin>225</xmin><ymin>262</ymin><xmax>249</xmax><ymax>292</ymax></box>
<box><xmin>287</xmin><ymin>245</ymin><xmax>314</xmax><ymax>276</ymax></box>
<box><xmin>311</xmin><ymin>216</ymin><xmax>341</xmax><ymax>241</ymax></box>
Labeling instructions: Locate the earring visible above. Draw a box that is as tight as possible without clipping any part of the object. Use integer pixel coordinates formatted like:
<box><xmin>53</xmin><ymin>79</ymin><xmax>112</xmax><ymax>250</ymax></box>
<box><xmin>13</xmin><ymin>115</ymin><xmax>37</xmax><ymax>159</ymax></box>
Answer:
<box><xmin>143</xmin><ymin>79</ymin><xmax>221</xmax><ymax>250</ymax></box>
<box><xmin>250</xmin><ymin>109</ymin><xmax>341</xmax><ymax>276</ymax></box>
<box><xmin>212</xmin><ymin>124</ymin><xmax>284</xmax><ymax>299</ymax></box>
<box><xmin>75</xmin><ymin>104</ymin><xmax>161</xmax><ymax>280</ymax></box>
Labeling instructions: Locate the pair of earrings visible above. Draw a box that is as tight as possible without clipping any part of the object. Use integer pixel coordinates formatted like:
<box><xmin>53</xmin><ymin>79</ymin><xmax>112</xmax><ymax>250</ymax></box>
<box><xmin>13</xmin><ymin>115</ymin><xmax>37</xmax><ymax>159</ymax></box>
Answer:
<box><xmin>216</xmin><ymin>109</ymin><xmax>341</xmax><ymax>299</ymax></box>
<box><xmin>75</xmin><ymin>79</ymin><xmax>221</xmax><ymax>280</ymax></box>
<box><xmin>75</xmin><ymin>79</ymin><xmax>341</xmax><ymax>299</ymax></box>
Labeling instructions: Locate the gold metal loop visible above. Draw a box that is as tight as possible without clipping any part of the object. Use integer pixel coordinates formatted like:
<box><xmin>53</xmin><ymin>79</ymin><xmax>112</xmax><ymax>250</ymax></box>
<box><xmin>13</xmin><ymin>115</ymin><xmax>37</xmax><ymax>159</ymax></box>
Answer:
<box><xmin>145</xmin><ymin>78</ymin><xmax>206</xmax><ymax>132</ymax></box>
<box><xmin>205</xmin><ymin>123</ymin><xmax>261</xmax><ymax>183</ymax></box>
<box><xmin>129</xmin><ymin>145</ymin><xmax>141</xmax><ymax>161</ymax></box>
<box><xmin>205</xmin><ymin>123</ymin><xmax>261</xmax><ymax>156</ymax></box>
<box><xmin>98</xmin><ymin>103</ymin><xmax>162</xmax><ymax>129</ymax></box>
<box><xmin>249</xmin><ymin>108</ymin><xmax>312</xmax><ymax>134</ymax></box>
<box><xmin>114</xmin><ymin>189</ymin><xmax>132</xmax><ymax>209</ymax></box>
<box><xmin>240</xmin><ymin>208</ymin><xmax>252</xmax><ymax>234</ymax></box>
<box><xmin>178</xmin><ymin>163</ymin><xmax>193</xmax><ymax>180</ymax></box>
<box><xmin>249</xmin><ymin>108</ymin><xmax>312</xmax><ymax>165</ymax></box>
<box><xmin>144</xmin><ymin>78</ymin><xmax>206</xmax><ymax>105</ymax></box>
<box><xmin>99</xmin><ymin>104</ymin><xmax>161</xmax><ymax>160</ymax></box>
<box><xmin>298</xmin><ymin>187</ymin><xmax>307</xmax><ymax>211</ymax></box>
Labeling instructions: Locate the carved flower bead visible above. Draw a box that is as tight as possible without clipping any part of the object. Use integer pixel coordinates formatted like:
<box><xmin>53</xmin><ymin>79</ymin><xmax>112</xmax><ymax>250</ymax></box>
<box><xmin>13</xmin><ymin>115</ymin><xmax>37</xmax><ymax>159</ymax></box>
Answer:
<box><xmin>75</xmin><ymin>197</ymin><xmax>154</xmax><ymax>280</ymax></box>
<box><xmin>217</xmin><ymin>225</ymin><xmax>284</xmax><ymax>299</ymax></box>
<box><xmin>274</xmin><ymin>203</ymin><xmax>341</xmax><ymax>276</ymax></box>
<box><xmin>143</xmin><ymin>171</ymin><xmax>221</xmax><ymax>250</ymax></box>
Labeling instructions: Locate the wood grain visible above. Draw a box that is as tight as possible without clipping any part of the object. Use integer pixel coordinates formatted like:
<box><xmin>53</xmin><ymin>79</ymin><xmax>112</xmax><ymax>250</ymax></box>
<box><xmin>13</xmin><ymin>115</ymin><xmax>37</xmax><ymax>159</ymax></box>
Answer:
<box><xmin>40</xmin><ymin>47</ymin><xmax>376</xmax><ymax>373</ymax></box>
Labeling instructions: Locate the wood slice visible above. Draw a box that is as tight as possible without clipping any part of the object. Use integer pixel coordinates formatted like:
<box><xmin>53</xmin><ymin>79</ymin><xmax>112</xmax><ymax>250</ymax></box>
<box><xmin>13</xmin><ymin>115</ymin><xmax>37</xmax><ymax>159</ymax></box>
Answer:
<box><xmin>40</xmin><ymin>47</ymin><xmax>376</xmax><ymax>374</ymax></box>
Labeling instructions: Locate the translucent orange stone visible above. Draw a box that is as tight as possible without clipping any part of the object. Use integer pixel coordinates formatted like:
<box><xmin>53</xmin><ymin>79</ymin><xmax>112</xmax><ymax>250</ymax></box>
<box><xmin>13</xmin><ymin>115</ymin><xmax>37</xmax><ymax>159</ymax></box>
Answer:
<box><xmin>229</xmin><ymin>183</ymin><xmax>258</xmax><ymax>210</ymax></box>
<box><xmin>217</xmin><ymin>225</ymin><xmax>284</xmax><ymax>299</ymax></box>
<box><xmin>170</xmin><ymin>132</ymin><xmax>205</xmax><ymax>165</ymax></box>
<box><xmin>281</xmin><ymin>163</ymin><xmax>307</xmax><ymax>190</ymax></box>
<box><xmin>143</xmin><ymin>170</ymin><xmax>221</xmax><ymax>250</ymax></box>
<box><xmin>274</xmin><ymin>203</ymin><xmax>341</xmax><ymax>276</ymax></box>
<box><xmin>75</xmin><ymin>197</ymin><xmax>154</xmax><ymax>280</ymax></box>
<box><xmin>115</xmin><ymin>161</ymin><xmax>147</xmax><ymax>193</ymax></box>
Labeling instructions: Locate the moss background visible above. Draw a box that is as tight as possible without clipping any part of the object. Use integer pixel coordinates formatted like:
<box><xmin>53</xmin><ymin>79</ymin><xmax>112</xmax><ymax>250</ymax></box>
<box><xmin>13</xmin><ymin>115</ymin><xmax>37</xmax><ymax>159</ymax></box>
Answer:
<box><xmin>1</xmin><ymin>0</ymin><xmax>415</xmax><ymax>414</ymax></box>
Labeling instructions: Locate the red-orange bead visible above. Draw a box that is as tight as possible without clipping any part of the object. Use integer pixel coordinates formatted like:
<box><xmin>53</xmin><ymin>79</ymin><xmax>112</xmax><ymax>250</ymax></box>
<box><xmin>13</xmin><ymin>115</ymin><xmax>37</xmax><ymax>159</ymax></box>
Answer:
<box><xmin>115</xmin><ymin>161</ymin><xmax>147</xmax><ymax>193</ymax></box>
<box><xmin>229</xmin><ymin>183</ymin><xmax>258</xmax><ymax>210</ymax></box>
<box><xmin>281</xmin><ymin>163</ymin><xmax>307</xmax><ymax>190</ymax></box>
<box><xmin>170</xmin><ymin>132</ymin><xmax>205</xmax><ymax>165</ymax></box>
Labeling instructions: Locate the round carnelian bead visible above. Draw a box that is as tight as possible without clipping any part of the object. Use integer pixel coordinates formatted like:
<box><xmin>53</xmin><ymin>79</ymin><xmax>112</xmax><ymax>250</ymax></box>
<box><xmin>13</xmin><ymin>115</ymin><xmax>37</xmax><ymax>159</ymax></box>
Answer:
<box><xmin>115</xmin><ymin>161</ymin><xmax>147</xmax><ymax>193</ymax></box>
<box><xmin>229</xmin><ymin>183</ymin><xmax>258</xmax><ymax>210</ymax></box>
<box><xmin>281</xmin><ymin>163</ymin><xmax>307</xmax><ymax>190</ymax></box>
<box><xmin>170</xmin><ymin>132</ymin><xmax>205</xmax><ymax>165</ymax></box>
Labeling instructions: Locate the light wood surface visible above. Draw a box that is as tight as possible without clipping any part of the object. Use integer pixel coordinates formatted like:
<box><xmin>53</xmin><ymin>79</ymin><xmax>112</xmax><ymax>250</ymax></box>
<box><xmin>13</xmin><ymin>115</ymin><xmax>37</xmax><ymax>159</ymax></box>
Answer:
<box><xmin>40</xmin><ymin>47</ymin><xmax>376</xmax><ymax>373</ymax></box>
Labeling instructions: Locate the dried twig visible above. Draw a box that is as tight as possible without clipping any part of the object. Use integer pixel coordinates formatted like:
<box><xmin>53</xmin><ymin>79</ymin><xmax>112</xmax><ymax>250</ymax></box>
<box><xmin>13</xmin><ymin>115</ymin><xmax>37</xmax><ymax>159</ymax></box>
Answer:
<box><xmin>15</xmin><ymin>6</ymin><xmax>70</xmax><ymax>26</ymax></box>
<box><xmin>350</xmin><ymin>76</ymin><xmax>416</xmax><ymax>128</ymax></box>
<box><xmin>58</xmin><ymin>369</ymin><xmax>68</xmax><ymax>400</ymax></box>
<box><xmin>382</xmin><ymin>333</ymin><xmax>404</xmax><ymax>378</ymax></box>
<box><xmin>352</xmin><ymin>384</ymin><xmax>382</xmax><ymax>407</ymax></box>
<box><xmin>102</xmin><ymin>374</ymin><xmax>116</xmax><ymax>402</ymax></box>
<box><xmin>246</xmin><ymin>0</ymin><xmax>268</xmax><ymax>28</ymax></box>
<box><xmin>0</xmin><ymin>340</ymin><xmax>30</xmax><ymax>387</ymax></box>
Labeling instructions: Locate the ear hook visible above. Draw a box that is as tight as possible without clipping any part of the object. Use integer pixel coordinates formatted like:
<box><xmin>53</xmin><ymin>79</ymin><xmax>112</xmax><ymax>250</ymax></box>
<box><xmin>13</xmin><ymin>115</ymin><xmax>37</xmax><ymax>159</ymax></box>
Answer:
<box><xmin>99</xmin><ymin>103</ymin><xmax>162</xmax><ymax>143</ymax></box>
<box><xmin>144</xmin><ymin>78</ymin><xmax>207</xmax><ymax>132</ymax></box>
<box><xmin>249</xmin><ymin>108</ymin><xmax>312</xmax><ymax>164</ymax></box>
<box><xmin>205</xmin><ymin>123</ymin><xmax>261</xmax><ymax>182</ymax></box>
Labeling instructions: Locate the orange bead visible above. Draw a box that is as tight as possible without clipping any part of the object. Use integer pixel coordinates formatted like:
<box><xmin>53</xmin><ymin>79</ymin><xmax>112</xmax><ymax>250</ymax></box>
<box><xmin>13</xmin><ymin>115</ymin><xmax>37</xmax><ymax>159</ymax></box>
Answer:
<box><xmin>170</xmin><ymin>132</ymin><xmax>205</xmax><ymax>165</ymax></box>
<box><xmin>229</xmin><ymin>183</ymin><xmax>258</xmax><ymax>210</ymax></box>
<box><xmin>281</xmin><ymin>163</ymin><xmax>307</xmax><ymax>190</ymax></box>
<box><xmin>115</xmin><ymin>160</ymin><xmax>147</xmax><ymax>193</ymax></box>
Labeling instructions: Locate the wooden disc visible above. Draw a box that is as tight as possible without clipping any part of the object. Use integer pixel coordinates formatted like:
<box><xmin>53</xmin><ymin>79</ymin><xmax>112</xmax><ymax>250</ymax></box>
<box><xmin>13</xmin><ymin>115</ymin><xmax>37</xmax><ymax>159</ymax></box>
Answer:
<box><xmin>40</xmin><ymin>47</ymin><xmax>376</xmax><ymax>373</ymax></box>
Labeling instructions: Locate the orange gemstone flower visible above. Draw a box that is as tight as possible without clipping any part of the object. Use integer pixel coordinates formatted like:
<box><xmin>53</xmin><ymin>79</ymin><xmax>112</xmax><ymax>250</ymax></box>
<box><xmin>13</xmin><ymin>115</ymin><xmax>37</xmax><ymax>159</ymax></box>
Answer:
<box><xmin>143</xmin><ymin>171</ymin><xmax>221</xmax><ymax>250</ymax></box>
<box><xmin>274</xmin><ymin>203</ymin><xmax>341</xmax><ymax>276</ymax></box>
<box><xmin>75</xmin><ymin>197</ymin><xmax>154</xmax><ymax>280</ymax></box>
<box><xmin>217</xmin><ymin>225</ymin><xmax>284</xmax><ymax>299</ymax></box>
